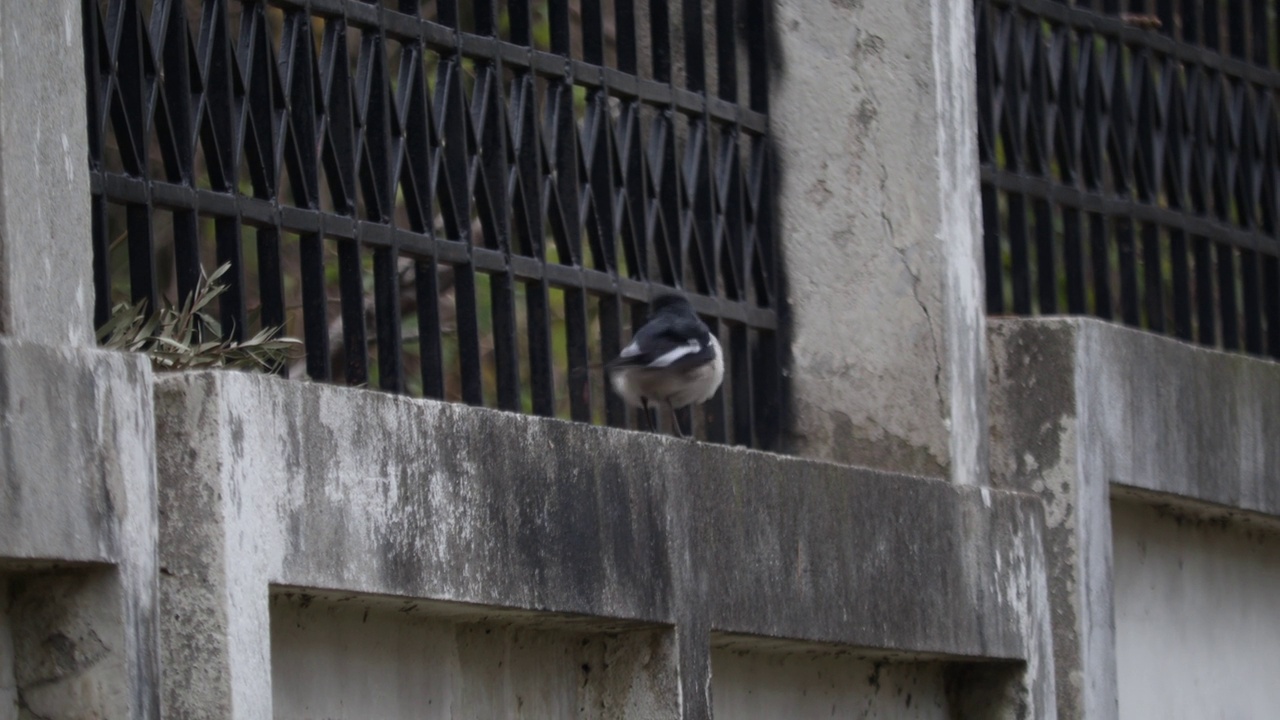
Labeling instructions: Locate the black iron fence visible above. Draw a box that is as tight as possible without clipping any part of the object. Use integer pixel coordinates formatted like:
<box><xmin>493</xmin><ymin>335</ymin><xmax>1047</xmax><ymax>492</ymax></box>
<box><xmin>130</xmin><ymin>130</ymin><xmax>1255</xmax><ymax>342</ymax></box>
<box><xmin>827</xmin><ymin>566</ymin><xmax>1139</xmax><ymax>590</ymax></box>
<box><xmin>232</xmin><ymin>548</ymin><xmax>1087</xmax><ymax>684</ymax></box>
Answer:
<box><xmin>85</xmin><ymin>0</ymin><xmax>780</xmax><ymax>447</ymax></box>
<box><xmin>978</xmin><ymin>0</ymin><xmax>1280</xmax><ymax>359</ymax></box>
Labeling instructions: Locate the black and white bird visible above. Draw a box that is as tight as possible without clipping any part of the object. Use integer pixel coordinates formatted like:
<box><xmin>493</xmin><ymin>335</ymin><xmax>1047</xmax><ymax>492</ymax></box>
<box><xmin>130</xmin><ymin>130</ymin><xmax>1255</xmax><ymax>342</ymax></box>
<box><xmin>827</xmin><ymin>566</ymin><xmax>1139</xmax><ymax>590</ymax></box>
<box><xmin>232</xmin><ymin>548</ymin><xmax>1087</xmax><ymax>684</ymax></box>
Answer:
<box><xmin>607</xmin><ymin>294</ymin><xmax>724</xmax><ymax>438</ymax></box>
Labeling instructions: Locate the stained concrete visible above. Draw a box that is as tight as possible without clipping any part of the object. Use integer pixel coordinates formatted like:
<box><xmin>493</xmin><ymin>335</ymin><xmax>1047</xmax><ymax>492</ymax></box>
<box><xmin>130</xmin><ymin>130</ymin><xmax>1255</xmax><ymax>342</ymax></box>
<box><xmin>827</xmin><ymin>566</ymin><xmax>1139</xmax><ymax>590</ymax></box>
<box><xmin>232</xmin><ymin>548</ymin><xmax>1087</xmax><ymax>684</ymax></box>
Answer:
<box><xmin>270</xmin><ymin>592</ymin><xmax>677</xmax><ymax>720</ymax></box>
<box><xmin>0</xmin><ymin>339</ymin><xmax>159</xmax><ymax>719</ymax></box>
<box><xmin>988</xmin><ymin>317</ymin><xmax>1280</xmax><ymax>720</ymax></box>
<box><xmin>1112</xmin><ymin>500</ymin><xmax>1280</xmax><ymax>720</ymax></box>
<box><xmin>155</xmin><ymin>370</ymin><xmax>1055</xmax><ymax>719</ymax></box>
<box><xmin>772</xmin><ymin>0</ymin><xmax>986</xmax><ymax>484</ymax></box>
<box><xmin>0</xmin><ymin>0</ymin><xmax>93</xmax><ymax>346</ymax></box>
<box><xmin>711</xmin><ymin>647</ymin><xmax>951</xmax><ymax>719</ymax></box>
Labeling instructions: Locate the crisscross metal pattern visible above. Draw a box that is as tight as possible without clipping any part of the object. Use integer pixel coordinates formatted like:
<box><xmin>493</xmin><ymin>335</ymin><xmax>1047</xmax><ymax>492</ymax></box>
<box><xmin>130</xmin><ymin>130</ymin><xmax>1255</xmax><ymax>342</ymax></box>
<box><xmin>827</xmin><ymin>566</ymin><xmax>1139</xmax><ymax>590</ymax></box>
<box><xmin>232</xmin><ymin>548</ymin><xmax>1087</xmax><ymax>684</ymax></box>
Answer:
<box><xmin>84</xmin><ymin>0</ymin><xmax>781</xmax><ymax>447</ymax></box>
<box><xmin>979</xmin><ymin>0</ymin><xmax>1280</xmax><ymax>358</ymax></box>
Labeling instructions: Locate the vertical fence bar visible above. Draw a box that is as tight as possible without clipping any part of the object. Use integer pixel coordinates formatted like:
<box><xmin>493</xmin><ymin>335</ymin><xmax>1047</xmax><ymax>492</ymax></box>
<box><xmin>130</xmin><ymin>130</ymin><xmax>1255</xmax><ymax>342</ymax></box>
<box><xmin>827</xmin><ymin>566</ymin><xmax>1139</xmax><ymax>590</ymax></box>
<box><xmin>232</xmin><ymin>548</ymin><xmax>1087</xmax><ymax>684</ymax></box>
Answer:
<box><xmin>510</xmin><ymin>0</ymin><xmax>555</xmax><ymax>417</ymax></box>
<box><xmin>436</xmin><ymin>0</ymin><xmax>484</xmax><ymax>404</ymax></box>
<box><xmin>320</xmin><ymin>16</ymin><xmax>370</xmax><ymax>384</ymax></box>
<box><xmin>1237</xmin><ymin>87</ymin><xmax>1265</xmax><ymax>354</ymax></box>
<box><xmin>581</xmin><ymin>0</ymin><xmax>627</xmax><ymax>427</ymax></box>
<box><xmin>1227</xmin><ymin>0</ymin><xmax>1247</xmax><ymax>59</ymax></box>
<box><xmin>394</xmin><ymin>1</ymin><xmax>442</xmax><ymax>396</ymax></box>
<box><xmin>85</xmin><ymin>0</ymin><xmax>110</xmax><ymax>327</ymax></box>
<box><xmin>200</xmin><ymin>0</ymin><xmax>249</xmax><ymax>341</ymax></box>
<box><xmin>475</xmin><ymin>0</ymin><xmax>521</xmax><ymax>411</ymax></box>
<box><xmin>1055</xmin><ymin>24</ymin><xmax>1087</xmax><ymax>315</ymax></box>
<box><xmin>976</xmin><ymin>0</ymin><xmax>1005</xmax><ymax>315</ymax></box>
<box><xmin>354</xmin><ymin>2</ymin><xmax>405</xmax><ymax>392</ymax></box>
<box><xmin>743</xmin><ymin>0</ymin><xmax>779</xmax><ymax>448</ymax></box>
<box><xmin>156</xmin><ymin>0</ymin><xmax>202</xmax><ymax>309</ymax></box>
<box><xmin>1083</xmin><ymin>31</ymin><xmax>1115</xmax><ymax>320</ymax></box>
<box><xmin>282</xmin><ymin>10</ymin><xmax>332</xmax><ymax>381</ymax></box>
<box><xmin>1028</xmin><ymin>25</ymin><xmax>1056</xmax><ymax>315</ymax></box>
<box><xmin>1135</xmin><ymin>50</ymin><xmax>1165</xmax><ymax>331</ymax></box>
<box><xmin>1006</xmin><ymin>16</ymin><xmax>1032</xmax><ymax>315</ymax></box>
<box><xmin>114</xmin><ymin>1</ymin><xmax>159</xmax><ymax>313</ymax></box>
<box><xmin>650</xmin><ymin>0</ymin><xmax>682</xmax><ymax>289</ymax></box>
<box><xmin>242</xmin><ymin>4</ymin><xmax>286</xmax><ymax>366</ymax></box>
<box><xmin>546</xmin><ymin>0</ymin><xmax>591</xmax><ymax>423</ymax></box>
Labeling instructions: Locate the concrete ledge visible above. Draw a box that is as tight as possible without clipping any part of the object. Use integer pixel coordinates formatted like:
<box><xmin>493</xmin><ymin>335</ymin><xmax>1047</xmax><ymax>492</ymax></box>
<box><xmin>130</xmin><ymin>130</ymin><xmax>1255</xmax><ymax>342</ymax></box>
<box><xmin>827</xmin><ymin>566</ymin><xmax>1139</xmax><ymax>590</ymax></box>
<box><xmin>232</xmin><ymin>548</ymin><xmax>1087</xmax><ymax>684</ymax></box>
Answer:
<box><xmin>991</xmin><ymin>318</ymin><xmax>1280</xmax><ymax>521</ymax></box>
<box><xmin>0</xmin><ymin>340</ymin><xmax>154</xmax><ymax>561</ymax></box>
<box><xmin>156</xmin><ymin>370</ymin><xmax>1055</xmax><ymax>719</ymax></box>
<box><xmin>1079</xmin><ymin>323</ymin><xmax>1280</xmax><ymax>519</ymax></box>
<box><xmin>0</xmin><ymin>338</ymin><xmax>158</xmax><ymax>718</ymax></box>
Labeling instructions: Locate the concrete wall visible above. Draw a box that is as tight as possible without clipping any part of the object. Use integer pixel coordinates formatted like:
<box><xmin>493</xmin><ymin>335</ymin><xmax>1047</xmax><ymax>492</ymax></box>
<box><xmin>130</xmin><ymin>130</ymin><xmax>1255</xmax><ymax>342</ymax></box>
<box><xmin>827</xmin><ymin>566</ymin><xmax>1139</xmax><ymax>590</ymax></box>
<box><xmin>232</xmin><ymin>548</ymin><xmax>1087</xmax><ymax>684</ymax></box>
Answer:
<box><xmin>0</xmin><ymin>4</ymin><xmax>153</xmax><ymax>716</ymax></box>
<box><xmin>773</xmin><ymin>0</ymin><xmax>986</xmax><ymax>484</ymax></box>
<box><xmin>1112</xmin><ymin>501</ymin><xmax>1280</xmax><ymax>720</ymax></box>
<box><xmin>2</xmin><ymin>0</ymin><xmax>1277</xmax><ymax>715</ymax></box>
<box><xmin>0</xmin><ymin>0</ymin><xmax>1039</xmax><ymax>716</ymax></box>
<box><xmin>0</xmin><ymin>0</ymin><xmax>93</xmax><ymax>345</ymax></box>
<box><xmin>154</xmin><ymin>370</ymin><xmax>1055</xmax><ymax>719</ymax></box>
<box><xmin>0</xmin><ymin>339</ymin><xmax>159</xmax><ymax>719</ymax></box>
<box><xmin>989</xmin><ymin>317</ymin><xmax>1280</xmax><ymax>720</ymax></box>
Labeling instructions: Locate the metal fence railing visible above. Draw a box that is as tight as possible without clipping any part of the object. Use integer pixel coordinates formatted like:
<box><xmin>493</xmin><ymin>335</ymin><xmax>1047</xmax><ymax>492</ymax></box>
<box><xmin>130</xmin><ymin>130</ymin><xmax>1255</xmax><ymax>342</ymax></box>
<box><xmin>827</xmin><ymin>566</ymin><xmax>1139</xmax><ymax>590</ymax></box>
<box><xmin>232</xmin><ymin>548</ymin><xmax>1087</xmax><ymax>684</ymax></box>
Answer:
<box><xmin>84</xmin><ymin>0</ymin><xmax>781</xmax><ymax>447</ymax></box>
<box><xmin>978</xmin><ymin>0</ymin><xmax>1280</xmax><ymax>359</ymax></box>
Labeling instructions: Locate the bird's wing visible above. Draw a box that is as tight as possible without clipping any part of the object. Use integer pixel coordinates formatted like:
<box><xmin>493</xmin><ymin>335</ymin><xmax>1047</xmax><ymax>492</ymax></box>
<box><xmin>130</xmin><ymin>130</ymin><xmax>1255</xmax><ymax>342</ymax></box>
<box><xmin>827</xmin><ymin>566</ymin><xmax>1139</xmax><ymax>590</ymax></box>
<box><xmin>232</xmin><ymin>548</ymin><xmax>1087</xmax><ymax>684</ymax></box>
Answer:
<box><xmin>610</xmin><ymin>317</ymin><xmax>716</xmax><ymax>371</ymax></box>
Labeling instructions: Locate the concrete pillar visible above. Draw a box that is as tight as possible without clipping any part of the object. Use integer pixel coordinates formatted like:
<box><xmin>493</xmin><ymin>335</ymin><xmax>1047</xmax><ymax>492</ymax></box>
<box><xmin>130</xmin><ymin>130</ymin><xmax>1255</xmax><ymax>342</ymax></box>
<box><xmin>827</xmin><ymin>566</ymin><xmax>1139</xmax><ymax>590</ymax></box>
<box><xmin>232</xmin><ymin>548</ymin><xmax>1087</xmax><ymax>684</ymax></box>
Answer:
<box><xmin>0</xmin><ymin>4</ymin><xmax>160</xmax><ymax>716</ymax></box>
<box><xmin>772</xmin><ymin>0</ymin><xmax>987</xmax><ymax>485</ymax></box>
<box><xmin>0</xmin><ymin>341</ymin><xmax>160</xmax><ymax>719</ymax></box>
<box><xmin>988</xmin><ymin>319</ymin><xmax>1120</xmax><ymax>720</ymax></box>
<box><xmin>0</xmin><ymin>0</ymin><xmax>94</xmax><ymax>345</ymax></box>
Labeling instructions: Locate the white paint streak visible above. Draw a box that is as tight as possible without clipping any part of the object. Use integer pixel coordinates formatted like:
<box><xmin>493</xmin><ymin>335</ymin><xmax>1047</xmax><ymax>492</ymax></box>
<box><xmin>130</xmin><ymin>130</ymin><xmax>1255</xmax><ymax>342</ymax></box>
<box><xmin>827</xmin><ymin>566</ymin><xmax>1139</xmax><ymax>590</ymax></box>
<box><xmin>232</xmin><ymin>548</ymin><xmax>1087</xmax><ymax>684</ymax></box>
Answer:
<box><xmin>649</xmin><ymin>339</ymin><xmax>701</xmax><ymax>368</ymax></box>
<box><xmin>63</xmin><ymin>132</ymin><xmax>73</xmax><ymax>181</ymax></box>
<box><xmin>932</xmin><ymin>0</ymin><xmax>986</xmax><ymax>486</ymax></box>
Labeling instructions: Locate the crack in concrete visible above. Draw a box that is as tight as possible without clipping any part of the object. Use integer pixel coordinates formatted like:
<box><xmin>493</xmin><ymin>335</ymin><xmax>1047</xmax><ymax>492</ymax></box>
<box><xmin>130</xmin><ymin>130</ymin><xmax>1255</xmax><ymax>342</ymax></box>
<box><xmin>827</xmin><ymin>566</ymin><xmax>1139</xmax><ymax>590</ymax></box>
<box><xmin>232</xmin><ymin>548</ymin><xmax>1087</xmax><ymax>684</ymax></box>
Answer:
<box><xmin>879</xmin><ymin>162</ymin><xmax>947</xmax><ymax>430</ymax></box>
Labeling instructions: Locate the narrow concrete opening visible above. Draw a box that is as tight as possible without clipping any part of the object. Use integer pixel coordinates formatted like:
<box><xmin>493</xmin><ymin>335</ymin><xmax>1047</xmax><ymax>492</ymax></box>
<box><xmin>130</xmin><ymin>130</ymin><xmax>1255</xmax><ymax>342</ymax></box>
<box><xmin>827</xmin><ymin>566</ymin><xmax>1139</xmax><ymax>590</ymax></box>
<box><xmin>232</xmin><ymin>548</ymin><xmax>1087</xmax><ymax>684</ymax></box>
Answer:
<box><xmin>0</xmin><ymin>566</ymin><xmax>129</xmax><ymax>719</ymax></box>
<box><xmin>1112</xmin><ymin>498</ymin><xmax>1280</xmax><ymax>719</ymax></box>
<box><xmin>269</xmin><ymin>590</ymin><xmax>678</xmax><ymax>719</ymax></box>
<box><xmin>710</xmin><ymin>635</ymin><xmax>1028</xmax><ymax>719</ymax></box>
<box><xmin>711</xmin><ymin>642</ymin><xmax>950</xmax><ymax>718</ymax></box>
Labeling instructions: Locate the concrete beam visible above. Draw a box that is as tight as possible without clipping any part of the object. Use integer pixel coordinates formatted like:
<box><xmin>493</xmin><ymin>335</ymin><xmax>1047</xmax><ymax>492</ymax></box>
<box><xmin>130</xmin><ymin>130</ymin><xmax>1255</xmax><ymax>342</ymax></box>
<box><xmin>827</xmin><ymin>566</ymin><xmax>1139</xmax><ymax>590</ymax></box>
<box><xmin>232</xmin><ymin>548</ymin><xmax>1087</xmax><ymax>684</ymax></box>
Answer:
<box><xmin>155</xmin><ymin>370</ymin><xmax>1054</xmax><ymax>719</ymax></box>
<box><xmin>0</xmin><ymin>338</ymin><xmax>158</xmax><ymax>718</ymax></box>
<box><xmin>772</xmin><ymin>0</ymin><xmax>987</xmax><ymax>484</ymax></box>
<box><xmin>0</xmin><ymin>1</ymin><xmax>94</xmax><ymax>346</ymax></box>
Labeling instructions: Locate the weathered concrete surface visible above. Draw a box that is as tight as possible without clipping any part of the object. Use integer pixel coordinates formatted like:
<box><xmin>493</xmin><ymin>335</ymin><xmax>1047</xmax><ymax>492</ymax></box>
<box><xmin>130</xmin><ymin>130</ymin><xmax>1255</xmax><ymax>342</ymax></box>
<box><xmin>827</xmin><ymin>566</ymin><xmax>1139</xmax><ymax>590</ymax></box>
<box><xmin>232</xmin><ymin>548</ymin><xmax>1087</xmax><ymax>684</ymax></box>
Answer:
<box><xmin>1078</xmin><ymin>324</ymin><xmax>1280</xmax><ymax>517</ymax></box>
<box><xmin>0</xmin><ymin>0</ymin><xmax>93</xmax><ymax>346</ymax></box>
<box><xmin>156</xmin><ymin>370</ymin><xmax>1055</xmax><ymax>719</ymax></box>
<box><xmin>932</xmin><ymin>0</ymin><xmax>988</xmax><ymax>489</ymax></box>
<box><xmin>988</xmin><ymin>319</ymin><xmax>1115</xmax><ymax>720</ymax></box>
<box><xmin>1112</xmin><ymin>500</ymin><xmax>1280</xmax><ymax>720</ymax></box>
<box><xmin>711</xmin><ymin>647</ymin><xmax>951</xmax><ymax>718</ymax></box>
<box><xmin>270</xmin><ymin>592</ymin><xmax>677</xmax><ymax>719</ymax></box>
<box><xmin>6</xmin><ymin>569</ymin><xmax>134</xmax><ymax>719</ymax></box>
<box><xmin>772</xmin><ymin>0</ymin><xmax>987</xmax><ymax>485</ymax></box>
<box><xmin>0</xmin><ymin>339</ymin><xmax>159</xmax><ymax>719</ymax></box>
<box><xmin>988</xmin><ymin>317</ymin><xmax>1280</xmax><ymax>720</ymax></box>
